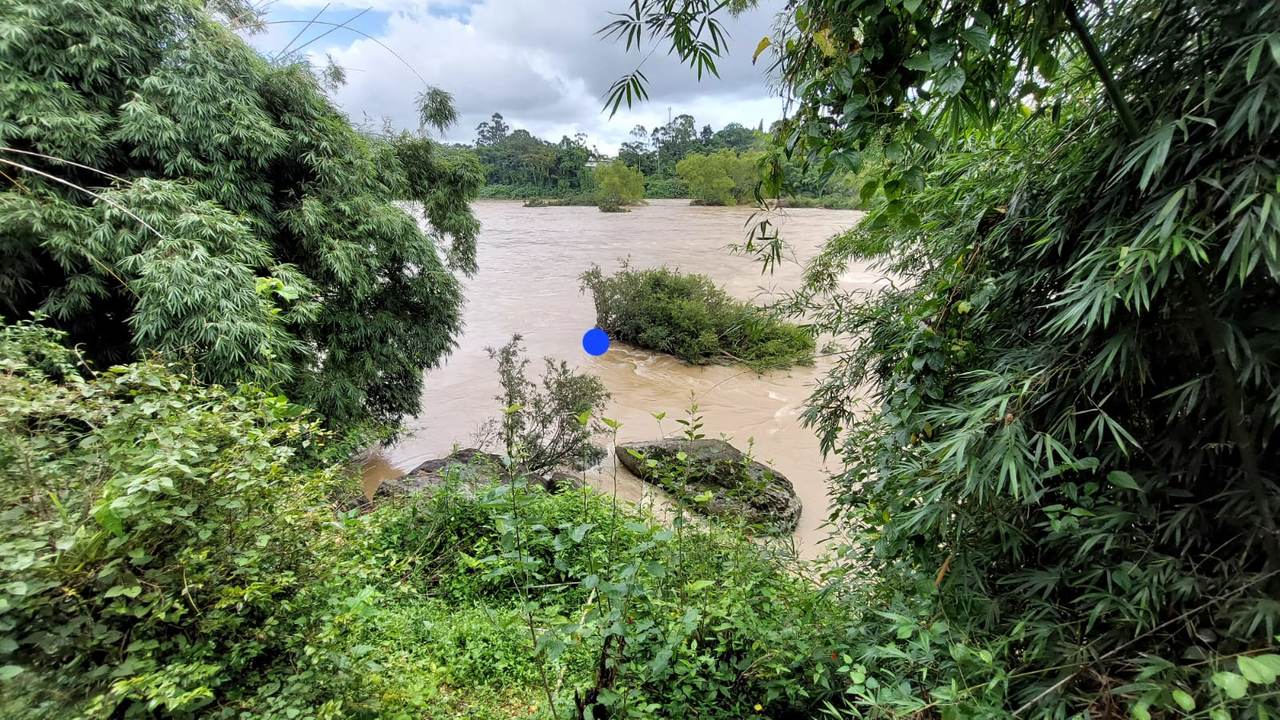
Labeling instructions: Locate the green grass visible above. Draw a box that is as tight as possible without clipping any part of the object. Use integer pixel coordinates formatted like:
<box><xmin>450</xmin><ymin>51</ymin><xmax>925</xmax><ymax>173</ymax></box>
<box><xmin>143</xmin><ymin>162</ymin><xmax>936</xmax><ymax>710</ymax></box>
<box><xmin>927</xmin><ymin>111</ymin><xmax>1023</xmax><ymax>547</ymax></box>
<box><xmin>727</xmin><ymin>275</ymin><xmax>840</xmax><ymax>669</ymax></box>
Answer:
<box><xmin>580</xmin><ymin>264</ymin><xmax>815</xmax><ymax>371</ymax></box>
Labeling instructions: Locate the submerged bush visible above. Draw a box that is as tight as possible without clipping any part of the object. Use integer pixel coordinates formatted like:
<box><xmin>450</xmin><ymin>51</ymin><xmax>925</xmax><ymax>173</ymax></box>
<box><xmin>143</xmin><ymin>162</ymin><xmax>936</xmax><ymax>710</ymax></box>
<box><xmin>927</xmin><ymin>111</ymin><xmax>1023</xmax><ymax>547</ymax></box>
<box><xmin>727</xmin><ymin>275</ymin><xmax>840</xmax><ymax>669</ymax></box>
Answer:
<box><xmin>581</xmin><ymin>264</ymin><xmax>814</xmax><ymax>370</ymax></box>
<box><xmin>643</xmin><ymin>177</ymin><xmax>688</xmax><ymax>199</ymax></box>
<box><xmin>593</xmin><ymin>160</ymin><xmax>645</xmax><ymax>212</ymax></box>
<box><xmin>481</xmin><ymin>334</ymin><xmax>610</xmax><ymax>472</ymax></box>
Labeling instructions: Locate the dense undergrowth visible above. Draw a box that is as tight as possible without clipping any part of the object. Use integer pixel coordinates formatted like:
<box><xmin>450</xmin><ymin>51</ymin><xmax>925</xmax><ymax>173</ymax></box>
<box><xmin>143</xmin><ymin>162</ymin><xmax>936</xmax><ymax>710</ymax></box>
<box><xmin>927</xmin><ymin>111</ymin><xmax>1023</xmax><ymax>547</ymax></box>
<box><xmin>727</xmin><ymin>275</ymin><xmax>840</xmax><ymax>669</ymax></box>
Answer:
<box><xmin>580</xmin><ymin>264</ymin><xmax>815</xmax><ymax>371</ymax></box>
<box><xmin>0</xmin><ymin>322</ymin><xmax>849</xmax><ymax>719</ymax></box>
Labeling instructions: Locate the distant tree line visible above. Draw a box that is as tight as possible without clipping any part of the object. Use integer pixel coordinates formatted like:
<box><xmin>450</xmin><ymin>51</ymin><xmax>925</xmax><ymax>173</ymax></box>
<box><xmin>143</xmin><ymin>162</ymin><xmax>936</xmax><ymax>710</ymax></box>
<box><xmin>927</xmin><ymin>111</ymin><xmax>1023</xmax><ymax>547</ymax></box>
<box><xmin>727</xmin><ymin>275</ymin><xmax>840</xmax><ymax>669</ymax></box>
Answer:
<box><xmin>465</xmin><ymin>111</ymin><xmax>864</xmax><ymax>207</ymax></box>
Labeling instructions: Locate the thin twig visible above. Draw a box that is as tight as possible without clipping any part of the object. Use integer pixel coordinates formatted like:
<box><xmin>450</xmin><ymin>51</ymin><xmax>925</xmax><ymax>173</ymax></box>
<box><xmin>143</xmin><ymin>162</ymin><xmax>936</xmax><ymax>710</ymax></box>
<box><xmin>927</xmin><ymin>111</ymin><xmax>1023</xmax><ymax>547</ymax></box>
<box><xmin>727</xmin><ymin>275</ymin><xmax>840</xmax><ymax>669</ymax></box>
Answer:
<box><xmin>263</xmin><ymin>20</ymin><xmax>432</xmax><ymax>87</ymax></box>
<box><xmin>273</xmin><ymin>2</ymin><xmax>330</xmax><ymax>61</ymax></box>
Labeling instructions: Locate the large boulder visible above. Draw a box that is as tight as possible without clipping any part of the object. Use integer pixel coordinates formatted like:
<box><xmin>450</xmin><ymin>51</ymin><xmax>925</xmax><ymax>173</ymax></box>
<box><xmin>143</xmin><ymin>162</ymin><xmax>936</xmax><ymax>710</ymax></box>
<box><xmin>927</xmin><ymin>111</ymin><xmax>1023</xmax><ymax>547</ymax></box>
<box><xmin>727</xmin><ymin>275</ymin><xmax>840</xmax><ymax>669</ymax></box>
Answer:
<box><xmin>375</xmin><ymin>448</ymin><xmax>584</xmax><ymax>500</ymax></box>
<box><xmin>614</xmin><ymin>439</ymin><xmax>801</xmax><ymax>533</ymax></box>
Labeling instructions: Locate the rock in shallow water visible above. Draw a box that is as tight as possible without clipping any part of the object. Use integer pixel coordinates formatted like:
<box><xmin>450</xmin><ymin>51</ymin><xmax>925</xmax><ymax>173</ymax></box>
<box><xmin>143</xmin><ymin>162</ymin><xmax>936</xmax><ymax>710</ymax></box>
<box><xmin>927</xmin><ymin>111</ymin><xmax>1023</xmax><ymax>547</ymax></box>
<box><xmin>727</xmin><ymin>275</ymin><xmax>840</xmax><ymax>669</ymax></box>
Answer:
<box><xmin>375</xmin><ymin>448</ymin><xmax>583</xmax><ymax>500</ymax></box>
<box><xmin>614</xmin><ymin>439</ymin><xmax>802</xmax><ymax>533</ymax></box>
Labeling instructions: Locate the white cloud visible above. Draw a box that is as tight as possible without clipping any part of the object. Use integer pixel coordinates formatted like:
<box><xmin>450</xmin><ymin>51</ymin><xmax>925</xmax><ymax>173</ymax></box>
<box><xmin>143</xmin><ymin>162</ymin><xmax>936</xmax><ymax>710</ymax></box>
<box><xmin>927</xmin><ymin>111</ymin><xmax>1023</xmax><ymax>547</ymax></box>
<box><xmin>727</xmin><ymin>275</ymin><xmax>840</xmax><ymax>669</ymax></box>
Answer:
<box><xmin>251</xmin><ymin>0</ymin><xmax>787</xmax><ymax>153</ymax></box>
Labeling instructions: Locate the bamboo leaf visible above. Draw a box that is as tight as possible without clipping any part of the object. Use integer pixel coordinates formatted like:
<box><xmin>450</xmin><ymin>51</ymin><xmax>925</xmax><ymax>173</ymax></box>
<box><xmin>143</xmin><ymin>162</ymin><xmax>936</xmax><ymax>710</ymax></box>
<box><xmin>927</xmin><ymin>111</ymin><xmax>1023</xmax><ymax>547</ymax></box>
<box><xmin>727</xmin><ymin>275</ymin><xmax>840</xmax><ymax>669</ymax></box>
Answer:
<box><xmin>752</xmin><ymin>35</ymin><xmax>771</xmax><ymax>64</ymax></box>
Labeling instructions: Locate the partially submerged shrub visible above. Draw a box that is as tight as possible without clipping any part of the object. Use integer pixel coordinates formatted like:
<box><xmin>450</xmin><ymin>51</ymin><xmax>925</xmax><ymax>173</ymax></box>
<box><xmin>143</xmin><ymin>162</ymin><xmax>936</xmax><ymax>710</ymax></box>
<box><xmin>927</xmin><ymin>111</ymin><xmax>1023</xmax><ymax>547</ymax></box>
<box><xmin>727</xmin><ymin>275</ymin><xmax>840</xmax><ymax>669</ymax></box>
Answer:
<box><xmin>593</xmin><ymin>160</ymin><xmax>644</xmax><ymax>212</ymax></box>
<box><xmin>580</xmin><ymin>264</ymin><xmax>814</xmax><ymax>370</ymax></box>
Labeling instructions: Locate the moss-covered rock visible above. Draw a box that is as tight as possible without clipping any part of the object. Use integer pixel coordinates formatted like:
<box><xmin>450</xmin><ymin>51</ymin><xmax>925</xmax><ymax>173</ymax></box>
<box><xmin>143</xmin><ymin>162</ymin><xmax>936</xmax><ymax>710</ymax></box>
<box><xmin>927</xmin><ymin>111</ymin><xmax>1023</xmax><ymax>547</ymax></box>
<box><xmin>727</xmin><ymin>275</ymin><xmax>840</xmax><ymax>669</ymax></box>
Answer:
<box><xmin>615</xmin><ymin>439</ymin><xmax>802</xmax><ymax>533</ymax></box>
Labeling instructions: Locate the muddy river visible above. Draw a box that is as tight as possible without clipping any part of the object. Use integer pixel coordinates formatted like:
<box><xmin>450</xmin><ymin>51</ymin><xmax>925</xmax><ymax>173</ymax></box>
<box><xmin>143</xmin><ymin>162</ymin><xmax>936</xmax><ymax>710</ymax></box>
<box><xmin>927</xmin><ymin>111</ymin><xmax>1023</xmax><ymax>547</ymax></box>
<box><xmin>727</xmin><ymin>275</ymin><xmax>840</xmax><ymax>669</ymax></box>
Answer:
<box><xmin>363</xmin><ymin>199</ymin><xmax>878</xmax><ymax>556</ymax></box>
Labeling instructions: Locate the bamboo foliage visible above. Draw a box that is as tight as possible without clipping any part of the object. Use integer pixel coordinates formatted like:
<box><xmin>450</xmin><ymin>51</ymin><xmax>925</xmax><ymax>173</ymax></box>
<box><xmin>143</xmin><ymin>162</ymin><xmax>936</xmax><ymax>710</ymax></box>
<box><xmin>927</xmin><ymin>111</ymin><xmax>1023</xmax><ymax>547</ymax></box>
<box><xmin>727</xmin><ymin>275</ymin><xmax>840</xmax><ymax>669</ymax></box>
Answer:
<box><xmin>605</xmin><ymin>0</ymin><xmax>1280</xmax><ymax>715</ymax></box>
<box><xmin>0</xmin><ymin>0</ymin><xmax>484</xmax><ymax>429</ymax></box>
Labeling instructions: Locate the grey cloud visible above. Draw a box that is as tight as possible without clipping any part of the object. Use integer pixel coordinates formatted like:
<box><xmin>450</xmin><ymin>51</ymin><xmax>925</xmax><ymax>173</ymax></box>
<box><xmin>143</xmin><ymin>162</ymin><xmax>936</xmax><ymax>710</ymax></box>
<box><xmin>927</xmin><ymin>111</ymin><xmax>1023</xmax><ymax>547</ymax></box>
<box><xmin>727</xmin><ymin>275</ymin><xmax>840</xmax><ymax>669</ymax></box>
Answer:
<box><xmin>265</xmin><ymin>0</ymin><xmax>787</xmax><ymax>151</ymax></box>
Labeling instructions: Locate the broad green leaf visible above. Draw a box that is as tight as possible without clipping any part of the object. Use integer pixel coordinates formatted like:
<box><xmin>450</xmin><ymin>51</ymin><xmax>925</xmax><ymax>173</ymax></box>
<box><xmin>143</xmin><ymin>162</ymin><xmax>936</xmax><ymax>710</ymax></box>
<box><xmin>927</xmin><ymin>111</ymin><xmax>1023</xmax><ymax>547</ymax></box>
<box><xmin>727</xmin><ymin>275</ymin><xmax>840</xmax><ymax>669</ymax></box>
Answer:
<box><xmin>1211</xmin><ymin>671</ymin><xmax>1249</xmax><ymax>699</ymax></box>
<box><xmin>936</xmin><ymin>67</ymin><xmax>966</xmax><ymax>96</ymax></box>
<box><xmin>1252</xmin><ymin>654</ymin><xmax>1280</xmax><ymax>676</ymax></box>
<box><xmin>904</xmin><ymin>53</ymin><xmax>933</xmax><ymax>72</ymax></box>
<box><xmin>1107</xmin><ymin>470</ymin><xmax>1140</xmax><ymax>491</ymax></box>
<box><xmin>813</xmin><ymin>27</ymin><xmax>837</xmax><ymax>57</ymax></box>
<box><xmin>961</xmin><ymin>27</ymin><xmax>991</xmax><ymax>53</ymax></box>
<box><xmin>1170</xmin><ymin>689</ymin><xmax>1195</xmax><ymax>711</ymax></box>
<box><xmin>94</xmin><ymin>506</ymin><xmax>124</xmax><ymax>537</ymax></box>
<box><xmin>1239</xmin><ymin>654</ymin><xmax>1278</xmax><ymax>684</ymax></box>
<box><xmin>0</xmin><ymin>665</ymin><xmax>22</xmax><ymax>681</ymax></box>
<box><xmin>103</xmin><ymin>585</ymin><xmax>141</xmax><ymax>599</ymax></box>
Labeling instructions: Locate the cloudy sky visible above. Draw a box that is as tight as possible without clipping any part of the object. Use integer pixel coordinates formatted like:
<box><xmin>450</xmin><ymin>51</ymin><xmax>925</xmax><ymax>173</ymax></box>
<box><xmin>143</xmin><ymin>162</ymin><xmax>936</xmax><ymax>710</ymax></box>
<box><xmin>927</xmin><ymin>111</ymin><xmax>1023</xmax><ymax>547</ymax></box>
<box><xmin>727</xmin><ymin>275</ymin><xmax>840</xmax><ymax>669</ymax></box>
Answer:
<box><xmin>246</xmin><ymin>0</ymin><xmax>788</xmax><ymax>153</ymax></box>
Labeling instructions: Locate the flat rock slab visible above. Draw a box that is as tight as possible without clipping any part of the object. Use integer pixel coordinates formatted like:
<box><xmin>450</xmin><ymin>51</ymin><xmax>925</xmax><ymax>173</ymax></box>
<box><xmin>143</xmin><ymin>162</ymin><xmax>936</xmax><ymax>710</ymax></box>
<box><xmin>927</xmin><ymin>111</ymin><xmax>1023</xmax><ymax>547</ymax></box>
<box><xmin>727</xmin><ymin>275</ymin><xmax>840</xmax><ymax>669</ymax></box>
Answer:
<box><xmin>375</xmin><ymin>448</ymin><xmax>582</xmax><ymax>500</ymax></box>
<box><xmin>615</xmin><ymin>439</ymin><xmax>801</xmax><ymax>533</ymax></box>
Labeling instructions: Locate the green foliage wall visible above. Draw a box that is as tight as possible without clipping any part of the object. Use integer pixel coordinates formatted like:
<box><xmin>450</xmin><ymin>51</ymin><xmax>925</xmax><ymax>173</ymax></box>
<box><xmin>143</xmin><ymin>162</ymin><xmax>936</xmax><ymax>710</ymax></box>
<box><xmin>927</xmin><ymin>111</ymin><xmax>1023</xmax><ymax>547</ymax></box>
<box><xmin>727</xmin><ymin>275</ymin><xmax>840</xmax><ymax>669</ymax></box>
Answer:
<box><xmin>472</xmin><ymin>115</ymin><xmax>596</xmax><ymax>193</ymax></box>
<box><xmin>0</xmin><ymin>321</ymin><xmax>347</xmax><ymax>715</ymax></box>
<box><xmin>0</xmin><ymin>323</ymin><xmax>854</xmax><ymax>718</ymax></box>
<box><xmin>0</xmin><ymin>0</ymin><xmax>483</xmax><ymax>429</ymax></box>
<box><xmin>604</xmin><ymin>0</ymin><xmax>1280</xmax><ymax>715</ymax></box>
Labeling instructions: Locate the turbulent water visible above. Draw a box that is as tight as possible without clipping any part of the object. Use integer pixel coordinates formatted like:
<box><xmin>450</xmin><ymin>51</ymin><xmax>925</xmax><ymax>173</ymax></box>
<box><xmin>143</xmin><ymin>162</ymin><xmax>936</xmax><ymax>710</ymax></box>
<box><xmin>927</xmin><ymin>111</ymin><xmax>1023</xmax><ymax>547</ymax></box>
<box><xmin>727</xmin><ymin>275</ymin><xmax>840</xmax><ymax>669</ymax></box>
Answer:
<box><xmin>364</xmin><ymin>199</ymin><xmax>878</xmax><ymax>556</ymax></box>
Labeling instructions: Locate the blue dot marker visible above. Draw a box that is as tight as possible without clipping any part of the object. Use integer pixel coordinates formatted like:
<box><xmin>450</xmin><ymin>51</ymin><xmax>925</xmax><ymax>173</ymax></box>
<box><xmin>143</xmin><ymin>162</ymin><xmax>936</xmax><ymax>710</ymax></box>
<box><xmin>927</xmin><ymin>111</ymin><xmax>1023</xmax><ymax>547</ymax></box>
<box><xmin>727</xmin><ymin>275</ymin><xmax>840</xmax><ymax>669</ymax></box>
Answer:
<box><xmin>582</xmin><ymin>327</ymin><xmax>610</xmax><ymax>356</ymax></box>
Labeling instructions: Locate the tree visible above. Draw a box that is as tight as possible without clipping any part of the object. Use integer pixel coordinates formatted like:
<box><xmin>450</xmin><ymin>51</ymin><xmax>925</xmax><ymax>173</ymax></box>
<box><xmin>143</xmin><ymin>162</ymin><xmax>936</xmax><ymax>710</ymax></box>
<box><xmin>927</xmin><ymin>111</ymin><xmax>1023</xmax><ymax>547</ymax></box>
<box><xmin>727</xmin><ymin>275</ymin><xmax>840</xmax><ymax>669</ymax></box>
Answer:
<box><xmin>652</xmin><ymin>113</ymin><xmax>699</xmax><ymax>175</ymax></box>
<box><xmin>710</xmin><ymin>122</ymin><xmax>758</xmax><ymax>153</ymax></box>
<box><xmin>592</xmin><ymin>160</ymin><xmax>645</xmax><ymax>211</ymax></box>
<box><xmin>0</xmin><ymin>0</ymin><xmax>483</xmax><ymax>431</ymax></box>
<box><xmin>605</xmin><ymin>0</ymin><xmax>1280</xmax><ymax>716</ymax></box>
<box><xmin>676</xmin><ymin>152</ymin><xmax>735</xmax><ymax>205</ymax></box>
<box><xmin>676</xmin><ymin>149</ymin><xmax>758</xmax><ymax>205</ymax></box>
<box><xmin>474</xmin><ymin>111</ymin><xmax>510</xmax><ymax>146</ymax></box>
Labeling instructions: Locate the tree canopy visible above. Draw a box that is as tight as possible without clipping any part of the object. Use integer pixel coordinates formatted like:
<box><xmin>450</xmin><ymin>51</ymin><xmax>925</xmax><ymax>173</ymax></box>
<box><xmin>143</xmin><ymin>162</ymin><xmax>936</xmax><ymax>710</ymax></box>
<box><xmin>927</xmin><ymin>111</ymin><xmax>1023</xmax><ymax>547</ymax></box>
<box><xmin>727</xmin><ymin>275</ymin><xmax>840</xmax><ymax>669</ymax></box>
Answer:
<box><xmin>0</xmin><ymin>0</ymin><xmax>483</xmax><ymax>431</ymax></box>
<box><xmin>592</xmin><ymin>160</ymin><xmax>645</xmax><ymax>211</ymax></box>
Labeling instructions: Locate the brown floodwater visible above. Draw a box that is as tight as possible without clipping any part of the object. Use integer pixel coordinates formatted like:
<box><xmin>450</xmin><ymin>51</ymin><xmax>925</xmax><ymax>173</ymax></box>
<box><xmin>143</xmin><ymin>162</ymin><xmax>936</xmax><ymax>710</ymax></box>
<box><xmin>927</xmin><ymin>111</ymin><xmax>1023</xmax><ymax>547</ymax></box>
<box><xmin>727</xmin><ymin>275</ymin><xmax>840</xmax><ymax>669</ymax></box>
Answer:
<box><xmin>363</xmin><ymin>199</ymin><xmax>878</xmax><ymax>557</ymax></box>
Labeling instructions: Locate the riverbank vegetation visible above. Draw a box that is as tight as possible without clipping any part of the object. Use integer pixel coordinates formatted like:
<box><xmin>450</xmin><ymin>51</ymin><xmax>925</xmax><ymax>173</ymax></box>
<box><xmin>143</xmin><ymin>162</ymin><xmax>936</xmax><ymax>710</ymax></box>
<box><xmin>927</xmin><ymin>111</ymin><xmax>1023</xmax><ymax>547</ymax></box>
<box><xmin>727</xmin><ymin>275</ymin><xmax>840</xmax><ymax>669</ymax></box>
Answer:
<box><xmin>580</xmin><ymin>264</ymin><xmax>814</xmax><ymax>370</ymax></box>
<box><xmin>0</xmin><ymin>322</ymin><xmax>847</xmax><ymax>718</ymax></box>
<box><xmin>7</xmin><ymin>0</ymin><xmax>1280</xmax><ymax>717</ymax></box>
<box><xmin>0</xmin><ymin>0</ymin><xmax>482</xmax><ymax>440</ymax></box>
<box><xmin>605</xmin><ymin>0</ymin><xmax>1280</xmax><ymax>717</ymax></box>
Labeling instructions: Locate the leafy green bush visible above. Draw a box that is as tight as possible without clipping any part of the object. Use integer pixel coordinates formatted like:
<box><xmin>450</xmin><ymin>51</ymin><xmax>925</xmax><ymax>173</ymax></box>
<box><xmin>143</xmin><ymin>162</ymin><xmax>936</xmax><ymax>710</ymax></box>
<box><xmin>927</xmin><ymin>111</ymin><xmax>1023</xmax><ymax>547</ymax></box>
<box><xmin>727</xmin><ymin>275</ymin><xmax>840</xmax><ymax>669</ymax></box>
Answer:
<box><xmin>642</xmin><ymin>177</ymin><xmax>688</xmax><ymax>199</ymax></box>
<box><xmin>0</xmin><ymin>321</ymin><xmax>349</xmax><ymax>716</ymax></box>
<box><xmin>580</xmin><ymin>264</ymin><xmax>813</xmax><ymax>370</ymax></box>
<box><xmin>357</xmin><ymin>473</ymin><xmax>851</xmax><ymax>719</ymax></box>
<box><xmin>593</xmin><ymin>160</ymin><xmax>645</xmax><ymax>212</ymax></box>
<box><xmin>675</xmin><ymin>150</ymin><xmax>760</xmax><ymax>205</ymax></box>
<box><xmin>0</xmin><ymin>0</ymin><xmax>482</xmax><ymax>431</ymax></box>
<box><xmin>751</xmin><ymin>2</ymin><xmax>1280</xmax><ymax>718</ymax></box>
